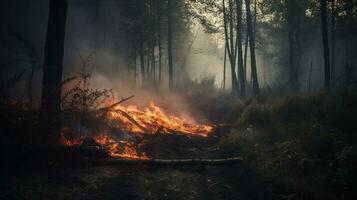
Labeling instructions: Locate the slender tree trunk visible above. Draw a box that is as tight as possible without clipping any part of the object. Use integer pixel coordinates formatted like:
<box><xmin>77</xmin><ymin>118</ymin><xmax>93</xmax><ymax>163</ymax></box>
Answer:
<box><xmin>287</xmin><ymin>0</ymin><xmax>295</xmax><ymax>94</ymax></box>
<box><xmin>147</xmin><ymin>55</ymin><xmax>150</xmax><ymax>82</ymax></box>
<box><xmin>331</xmin><ymin>0</ymin><xmax>336</xmax><ymax>87</ymax></box>
<box><xmin>223</xmin><ymin>43</ymin><xmax>227</xmax><ymax>90</ymax></box>
<box><xmin>245</xmin><ymin>0</ymin><xmax>259</xmax><ymax>97</ymax></box>
<box><xmin>223</xmin><ymin>0</ymin><xmax>238</xmax><ymax>96</ymax></box>
<box><xmin>229</xmin><ymin>0</ymin><xmax>238</xmax><ymax>95</ymax></box>
<box><xmin>157</xmin><ymin>0</ymin><xmax>162</xmax><ymax>85</ymax></box>
<box><xmin>167</xmin><ymin>0</ymin><xmax>174</xmax><ymax>90</ymax></box>
<box><xmin>39</xmin><ymin>0</ymin><xmax>68</xmax><ymax>144</ymax></box>
<box><xmin>236</xmin><ymin>0</ymin><xmax>245</xmax><ymax>97</ymax></box>
<box><xmin>308</xmin><ymin>61</ymin><xmax>312</xmax><ymax>93</ymax></box>
<box><xmin>320</xmin><ymin>0</ymin><xmax>330</xmax><ymax>92</ymax></box>
<box><xmin>151</xmin><ymin>45</ymin><xmax>156</xmax><ymax>83</ymax></box>
<box><xmin>253</xmin><ymin>0</ymin><xmax>257</xmax><ymax>34</ymax></box>
<box><xmin>243</xmin><ymin>31</ymin><xmax>248</xmax><ymax>87</ymax></box>
<box><xmin>140</xmin><ymin>36</ymin><xmax>145</xmax><ymax>85</ymax></box>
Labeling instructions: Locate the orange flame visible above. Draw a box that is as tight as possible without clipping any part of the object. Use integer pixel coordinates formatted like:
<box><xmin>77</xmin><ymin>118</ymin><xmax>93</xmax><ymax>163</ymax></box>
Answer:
<box><xmin>60</xmin><ymin>102</ymin><xmax>213</xmax><ymax>160</ymax></box>
<box><xmin>108</xmin><ymin>102</ymin><xmax>213</xmax><ymax>137</ymax></box>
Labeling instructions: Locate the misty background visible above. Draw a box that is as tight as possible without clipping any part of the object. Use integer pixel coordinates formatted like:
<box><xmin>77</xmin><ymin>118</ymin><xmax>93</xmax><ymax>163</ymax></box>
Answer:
<box><xmin>0</xmin><ymin>0</ymin><xmax>356</xmax><ymax>107</ymax></box>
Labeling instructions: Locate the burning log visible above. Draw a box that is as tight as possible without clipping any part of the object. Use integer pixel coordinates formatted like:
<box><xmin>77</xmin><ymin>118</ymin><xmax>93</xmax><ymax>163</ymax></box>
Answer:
<box><xmin>91</xmin><ymin>157</ymin><xmax>243</xmax><ymax>167</ymax></box>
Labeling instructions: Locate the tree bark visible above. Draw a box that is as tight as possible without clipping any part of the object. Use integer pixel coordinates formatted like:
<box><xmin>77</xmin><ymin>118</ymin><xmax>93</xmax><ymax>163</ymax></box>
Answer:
<box><xmin>167</xmin><ymin>0</ymin><xmax>174</xmax><ymax>90</ymax></box>
<box><xmin>320</xmin><ymin>0</ymin><xmax>330</xmax><ymax>92</ymax></box>
<box><xmin>39</xmin><ymin>0</ymin><xmax>68</xmax><ymax>144</ymax></box>
<box><xmin>245</xmin><ymin>0</ymin><xmax>260</xmax><ymax>97</ymax></box>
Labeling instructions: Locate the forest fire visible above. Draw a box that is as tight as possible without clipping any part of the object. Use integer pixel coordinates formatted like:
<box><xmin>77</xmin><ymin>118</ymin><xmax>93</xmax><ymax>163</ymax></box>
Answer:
<box><xmin>60</xmin><ymin>102</ymin><xmax>213</xmax><ymax>159</ymax></box>
<box><xmin>108</xmin><ymin>102</ymin><xmax>213</xmax><ymax>137</ymax></box>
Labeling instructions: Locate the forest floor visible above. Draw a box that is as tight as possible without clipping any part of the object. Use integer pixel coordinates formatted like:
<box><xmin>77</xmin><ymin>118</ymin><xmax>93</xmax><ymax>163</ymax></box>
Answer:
<box><xmin>1</xmin><ymin>90</ymin><xmax>357</xmax><ymax>200</ymax></box>
<box><xmin>0</xmin><ymin>129</ymin><xmax>281</xmax><ymax>200</ymax></box>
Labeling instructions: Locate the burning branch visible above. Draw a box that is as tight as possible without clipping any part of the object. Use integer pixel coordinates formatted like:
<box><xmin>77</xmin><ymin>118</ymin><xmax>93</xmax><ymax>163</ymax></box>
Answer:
<box><xmin>111</xmin><ymin>108</ymin><xmax>148</xmax><ymax>132</ymax></box>
<box><xmin>98</xmin><ymin>95</ymin><xmax>135</xmax><ymax>112</ymax></box>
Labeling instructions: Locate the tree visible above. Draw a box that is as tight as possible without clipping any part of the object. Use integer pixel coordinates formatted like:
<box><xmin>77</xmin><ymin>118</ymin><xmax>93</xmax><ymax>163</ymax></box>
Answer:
<box><xmin>245</xmin><ymin>0</ymin><xmax>260</xmax><ymax>97</ymax></box>
<box><xmin>236</xmin><ymin>0</ymin><xmax>246</xmax><ymax>97</ymax></box>
<box><xmin>331</xmin><ymin>0</ymin><xmax>336</xmax><ymax>86</ymax></box>
<box><xmin>157</xmin><ymin>0</ymin><xmax>163</xmax><ymax>85</ymax></box>
<box><xmin>222</xmin><ymin>0</ymin><xmax>239</xmax><ymax>96</ymax></box>
<box><xmin>320</xmin><ymin>0</ymin><xmax>330</xmax><ymax>92</ymax></box>
<box><xmin>39</xmin><ymin>0</ymin><xmax>68</xmax><ymax>144</ymax></box>
<box><xmin>287</xmin><ymin>0</ymin><xmax>296</xmax><ymax>94</ymax></box>
<box><xmin>168</xmin><ymin>0</ymin><xmax>174</xmax><ymax>90</ymax></box>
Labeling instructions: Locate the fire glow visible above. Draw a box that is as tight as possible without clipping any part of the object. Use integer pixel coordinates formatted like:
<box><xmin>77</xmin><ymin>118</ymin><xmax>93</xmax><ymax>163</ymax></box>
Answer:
<box><xmin>60</xmin><ymin>102</ymin><xmax>213</xmax><ymax>159</ymax></box>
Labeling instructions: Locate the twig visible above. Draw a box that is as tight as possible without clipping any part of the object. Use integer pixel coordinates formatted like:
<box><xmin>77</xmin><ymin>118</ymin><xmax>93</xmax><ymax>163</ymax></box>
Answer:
<box><xmin>98</xmin><ymin>95</ymin><xmax>135</xmax><ymax>111</ymax></box>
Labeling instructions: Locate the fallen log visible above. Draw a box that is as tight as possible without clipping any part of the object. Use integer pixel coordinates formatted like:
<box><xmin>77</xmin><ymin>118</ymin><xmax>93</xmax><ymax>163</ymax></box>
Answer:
<box><xmin>91</xmin><ymin>157</ymin><xmax>243</xmax><ymax>167</ymax></box>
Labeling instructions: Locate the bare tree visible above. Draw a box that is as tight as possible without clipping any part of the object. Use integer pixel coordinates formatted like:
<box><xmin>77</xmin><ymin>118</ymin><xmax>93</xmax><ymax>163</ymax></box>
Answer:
<box><xmin>331</xmin><ymin>0</ymin><xmax>336</xmax><ymax>86</ymax></box>
<box><xmin>287</xmin><ymin>0</ymin><xmax>296</xmax><ymax>94</ymax></box>
<box><xmin>157</xmin><ymin>0</ymin><xmax>162</xmax><ymax>85</ymax></box>
<box><xmin>39</xmin><ymin>0</ymin><xmax>68</xmax><ymax>144</ymax></box>
<box><xmin>222</xmin><ymin>0</ymin><xmax>239</xmax><ymax>96</ymax></box>
<box><xmin>236</xmin><ymin>0</ymin><xmax>246</xmax><ymax>97</ymax></box>
<box><xmin>168</xmin><ymin>0</ymin><xmax>174</xmax><ymax>90</ymax></box>
<box><xmin>245</xmin><ymin>0</ymin><xmax>259</xmax><ymax>97</ymax></box>
<box><xmin>320</xmin><ymin>0</ymin><xmax>330</xmax><ymax>92</ymax></box>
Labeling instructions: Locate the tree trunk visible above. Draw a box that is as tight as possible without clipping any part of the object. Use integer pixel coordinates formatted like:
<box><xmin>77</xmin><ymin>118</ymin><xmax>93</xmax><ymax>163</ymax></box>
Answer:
<box><xmin>320</xmin><ymin>0</ymin><xmax>330</xmax><ymax>92</ymax></box>
<box><xmin>243</xmin><ymin>31</ymin><xmax>249</xmax><ymax>87</ymax></box>
<box><xmin>223</xmin><ymin>0</ymin><xmax>238</xmax><ymax>96</ymax></box>
<box><xmin>140</xmin><ymin>36</ymin><xmax>145</xmax><ymax>85</ymax></box>
<box><xmin>236</xmin><ymin>0</ymin><xmax>245</xmax><ymax>97</ymax></box>
<box><xmin>308</xmin><ymin>61</ymin><xmax>312</xmax><ymax>93</ymax></box>
<box><xmin>245</xmin><ymin>0</ymin><xmax>259</xmax><ymax>97</ymax></box>
<box><xmin>157</xmin><ymin>0</ymin><xmax>162</xmax><ymax>85</ymax></box>
<box><xmin>167</xmin><ymin>0</ymin><xmax>174</xmax><ymax>90</ymax></box>
<box><xmin>39</xmin><ymin>0</ymin><xmax>68</xmax><ymax>144</ymax></box>
<box><xmin>151</xmin><ymin>45</ymin><xmax>156</xmax><ymax>83</ymax></box>
<box><xmin>331</xmin><ymin>0</ymin><xmax>336</xmax><ymax>87</ymax></box>
<box><xmin>146</xmin><ymin>55</ymin><xmax>150</xmax><ymax>82</ymax></box>
<box><xmin>287</xmin><ymin>0</ymin><xmax>295</xmax><ymax>94</ymax></box>
<box><xmin>229</xmin><ymin>0</ymin><xmax>239</xmax><ymax>95</ymax></box>
<box><xmin>223</xmin><ymin>43</ymin><xmax>227</xmax><ymax>91</ymax></box>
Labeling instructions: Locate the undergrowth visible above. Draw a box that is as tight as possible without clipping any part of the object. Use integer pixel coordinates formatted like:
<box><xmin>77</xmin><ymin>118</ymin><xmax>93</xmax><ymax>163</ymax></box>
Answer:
<box><xmin>218</xmin><ymin>93</ymin><xmax>357</xmax><ymax>199</ymax></box>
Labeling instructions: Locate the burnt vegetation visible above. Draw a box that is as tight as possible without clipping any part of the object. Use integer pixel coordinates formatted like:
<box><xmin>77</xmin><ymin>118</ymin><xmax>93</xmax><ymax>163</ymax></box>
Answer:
<box><xmin>1</xmin><ymin>0</ymin><xmax>357</xmax><ymax>199</ymax></box>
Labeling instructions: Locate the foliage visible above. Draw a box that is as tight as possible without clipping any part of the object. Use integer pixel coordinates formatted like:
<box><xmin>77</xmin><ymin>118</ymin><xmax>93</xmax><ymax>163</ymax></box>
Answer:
<box><xmin>61</xmin><ymin>53</ymin><xmax>114</xmax><ymax>136</ymax></box>
<box><xmin>218</xmin><ymin>94</ymin><xmax>357</xmax><ymax>198</ymax></box>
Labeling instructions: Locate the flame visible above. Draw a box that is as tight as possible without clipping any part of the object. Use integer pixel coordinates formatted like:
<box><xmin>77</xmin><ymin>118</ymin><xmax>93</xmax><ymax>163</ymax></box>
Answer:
<box><xmin>108</xmin><ymin>102</ymin><xmax>213</xmax><ymax>137</ymax></box>
<box><xmin>60</xmin><ymin>102</ymin><xmax>213</xmax><ymax>160</ymax></box>
<box><xmin>60</xmin><ymin>132</ymin><xmax>148</xmax><ymax>159</ymax></box>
